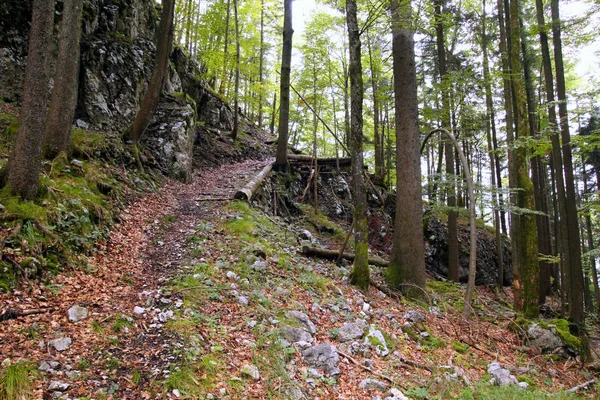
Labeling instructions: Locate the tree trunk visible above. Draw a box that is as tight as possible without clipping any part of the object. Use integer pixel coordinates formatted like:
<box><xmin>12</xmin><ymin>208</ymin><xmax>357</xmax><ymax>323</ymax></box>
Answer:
<box><xmin>275</xmin><ymin>0</ymin><xmax>293</xmax><ymax>170</ymax></box>
<box><xmin>219</xmin><ymin>0</ymin><xmax>231</xmax><ymax>96</ymax></box>
<box><xmin>128</xmin><ymin>0</ymin><xmax>175</xmax><ymax>143</ymax></box>
<box><xmin>232</xmin><ymin>0</ymin><xmax>240</xmax><ymax>140</ymax></box>
<box><xmin>387</xmin><ymin>0</ymin><xmax>426</xmax><ymax>298</ymax></box>
<box><xmin>5</xmin><ymin>0</ymin><xmax>55</xmax><ymax>199</ymax></box>
<box><xmin>434</xmin><ymin>0</ymin><xmax>459</xmax><ymax>282</ymax></box>
<box><xmin>346</xmin><ymin>0</ymin><xmax>369</xmax><ymax>291</ymax></box>
<box><xmin>43</xmin><ymin>0</ymin><xmax>84</xmax><ymax>159</ymax></box>
<box><xmin>366</xmin><ymin>31</ymin><xmax>383</xmax><ymax>182</ymax></box>
<box><xmin>551</xmin><ymin>0</ymin><xmax>585</xmax><ymax>331</ymax></box>
<box><xmin>508</xmin><ymin>0</ymin><xmax>539</xmax><ymax>318</ymax></box>
<box><xmin>258</xmin><ymin>0</ymin><xmax>265</xmax><ymax>128</ymax></box>
<box><xmin>481</xmin><ymin>0</ymin><xmax>504</xmax><ymax>287</ymax></box>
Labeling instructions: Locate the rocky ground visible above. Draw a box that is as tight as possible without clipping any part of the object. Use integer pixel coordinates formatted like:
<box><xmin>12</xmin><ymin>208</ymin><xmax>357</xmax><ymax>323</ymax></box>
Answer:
<box><xmin>1</xmin><ymin>156</ymin><xmax>599</xmax><ymax>399</ymax></box>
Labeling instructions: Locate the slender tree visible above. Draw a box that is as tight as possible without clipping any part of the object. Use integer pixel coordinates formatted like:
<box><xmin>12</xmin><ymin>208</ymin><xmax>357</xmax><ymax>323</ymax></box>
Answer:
<box><xmin>346</xmin><ymin>0</ymin><xmax>369</xmax><ymax>291</ymax></box>
<box><xmin>387</xmin><ymin>0</ymin><xmax>426</xmax><ymax>297</ymax></box>
<box><xmin>4</xmin><ymin>0</ymin><xmax>55</xmax><ymax>199</ymax></box>
<box><xmin>43</xmin><ymin>0</ymin><xmax>84</xmax><ymax>159</ymax></box>
<box><xmin>232</xmin><ymin>0</ymin><xmax>241</xmax><ymax>140</ymax></box>
<box><xmin>275</xmin><ymin>0</ymin><xmax>293</xmax><ymax>170</ymax></box>
<box><xmin>128</xmin><ymin>0</ymin><xmax>175</xmax><ymax>143</ymax></box>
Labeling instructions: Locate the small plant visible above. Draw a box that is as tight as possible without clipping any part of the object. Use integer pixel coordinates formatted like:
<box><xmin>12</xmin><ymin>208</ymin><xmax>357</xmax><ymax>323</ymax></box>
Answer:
<box><xmin>452</xmin><ymin>340</ymin><xmax>470</xmax><ymax>353</ymax></box>
<box><xmin>111</xmin><ymin>315</ymin><xmax>133</xmax><ymax>333</ymax></box>
<box><xmin>327</xmin><ymin>328</ymin><xmax>340</xmax><ymax>340</ymax></box>
<box><xmin>0</xmin><ymin>360</ymin><xmax>37</xmax><ymax>400</ymax></box>
<box><xmin>132</xmin><ymin>369</ymin><xmax>142</xmax><ymax>385</ymax></box>
<box><xmin>106</xmin><ymin>358</ymin><xmax>121</xmax><ymax>370</ymax></box>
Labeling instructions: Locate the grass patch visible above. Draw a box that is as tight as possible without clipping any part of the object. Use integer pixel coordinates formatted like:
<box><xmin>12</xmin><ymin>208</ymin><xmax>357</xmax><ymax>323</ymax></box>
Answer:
<box><xmin>111</xmin><ymin>315</ymin><xmax>133</xmax><ymax>333</ymax></box>
<box><xmin>0</xmin><ymin>360</ymin><xmax>37</xmax><ymax>400</ymax></box>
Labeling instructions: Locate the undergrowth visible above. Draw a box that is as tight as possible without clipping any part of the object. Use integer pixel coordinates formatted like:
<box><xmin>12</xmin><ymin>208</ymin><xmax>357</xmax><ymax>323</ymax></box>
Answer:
<box><xmin>0</xmin><ymin>360</ymin><xmax>37</xmax><ymax>400</ymax></box>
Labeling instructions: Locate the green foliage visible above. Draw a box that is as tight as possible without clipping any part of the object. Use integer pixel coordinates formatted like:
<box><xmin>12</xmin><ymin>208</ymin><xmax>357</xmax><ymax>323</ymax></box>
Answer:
<box><xmin>0</xmin><ymin>360</ymin><xmax>37</xmax><ymax>400</ymax></box>
<box><xmin>452</xmin><ymin>340</ymin><xmax>470</xmax><ymax>353</ymax></box>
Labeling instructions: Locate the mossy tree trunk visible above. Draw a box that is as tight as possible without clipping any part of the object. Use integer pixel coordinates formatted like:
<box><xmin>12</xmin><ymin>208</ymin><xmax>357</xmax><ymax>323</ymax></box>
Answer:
<box><xmin>508</xmin><ymin>0</ymin><xmax>539</xmax><ymax>318</ymax></box>
<box><xmin>43</xmin><ymin>0</ymin><xmax>84</xmax><ymax>159</ymax></box>
<box><xmin>5</xmin><ymin>0</ymin><xmax>55</xmax><ymax>199</ymax></box>
<box><xmin>127</xmin><ymin>0</ymin><xmax>175</xmax><ymax>143</ymax></box>
<box><xmin>274</xmin><ymin>0</ymin><xmax>293</xmax><ymax>171</ymax></box>
<box><xmin>387</xmin><ymin>0</ymin><xmax>426</xmax><ymax>298</ymax></box>
<box><xmin>346</xmin><ymin>0</ymin><xmax>369</xmax><ymax>291</ymax></box>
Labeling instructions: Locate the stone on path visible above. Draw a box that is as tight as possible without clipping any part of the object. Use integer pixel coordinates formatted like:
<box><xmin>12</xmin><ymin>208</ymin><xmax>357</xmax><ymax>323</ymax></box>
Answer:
<box><xmin>358</xmin><ymin>378</ymin><xmax>389</xmax><ymax>391</ymax></box>
<box><xmin>286</xmin><ymin>310</ymin><xmax>317</xmax><ymax>334</ymax></box>
<box><xmin>48</xmin><ymin>381</ymin><xmax>70</xmax><ymax>392</ymax></box>
<box><xmin>48</xmin><ymin>338</ymin><xmax>72</xmax><ymax>352</ymax></box>
<box><xmin>68</xmin><ymin>305</ymin><xmax>88</xmax><ymax>322</ymax></box>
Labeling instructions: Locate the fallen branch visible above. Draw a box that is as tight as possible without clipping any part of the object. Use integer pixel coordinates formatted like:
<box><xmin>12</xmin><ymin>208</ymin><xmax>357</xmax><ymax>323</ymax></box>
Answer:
<box><xmin>289</xmin><ymin>154</ymin><xmax>351</xmax><ymax>166</ymax></box>
<box><xmin>301</xmin><ymin>246</ymin><xmax>389</xmax><ymax>268</ymax></box>
<box><xmin>0</xmin><ymin>307</ymin><xmax>56</xmax><ymax>323</ymax></box>
<box><xmin>370</xmin><ymin>279</ymin><xmax>401</xmax><ymax>301</ymax></box>
<box><xmin>234</xmin><ymin>162</ymin><xmax>274</xmax><ymax>201</ymax></box>
<box><xmin>566</xmin><ymin>379</ymin><xmax>597</xmax><ymax>393</ymax></box>
<box><xmin>338</xmin><ymin>350</ymin><xmax>405</xmax><ymax>389</ymax></box>
<box><xmin>195</xmin><ymin>197</ymin><xmax>232</xmax><ymax>202</ymax></box>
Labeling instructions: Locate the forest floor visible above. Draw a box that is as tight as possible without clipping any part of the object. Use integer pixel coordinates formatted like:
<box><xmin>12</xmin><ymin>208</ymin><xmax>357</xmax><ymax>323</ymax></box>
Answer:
<box><xmin>1</xmin><ymin>157</ymin><xmax>599</xmax><ymax>399</ymax></box>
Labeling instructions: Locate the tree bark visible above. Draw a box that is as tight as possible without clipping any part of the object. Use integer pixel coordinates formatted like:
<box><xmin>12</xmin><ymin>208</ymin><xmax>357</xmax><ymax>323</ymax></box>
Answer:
<box><xmin>275</xmin><ymin>0</ymin><xmax>293</xmax><ymax>170</ymax></box>
<box><xmin>258</xmin><ymin>0</ymin><xmax>265</xmax><ymax>128</ymax></box>
<box><xmin>232</xmin><ymin>0</ymin><xmax>240</xmax><ymax>140</ymax></box>
<box><xmin>551</xmin><ymin>0</ymin><xmax>585</xmax><ymax>330</ymax></box>
<box><xmin>43</xmin><ymin>0</ymin><xmax>83</xmax><ymax>159</ymax></box>
<box><xmin>6</xmin><ymin>0</ymin><xmax>55</xmax><ymax>199</ymax></box>
<box><xmin>128</xmin><ymin>0</ymin><xmax>175</xmax><ymax>143</ymax></box>
<box><xmin>508</xmin><ymin>0</ymin><xmax>539</xmax><ymax>317</ymax></box>
<box><xmin>387</xmin><ymin>0</ymin><xmax>426</xmax><ymax>298</ymax></box>
<box><xmin>234</xmin><ymin>162</ymin><xmax>273</xmax><ymax>201</ymax></box>
<box><xmin>219</xmin><ymin>0</ymin><xmax>231</xmax><ymax>96</ymax></box>
<box><xmin>346</xmin><ymin>0</ymin><xmax>369</xmax><ymax>291</ymax></box>
<box><xmin>366</xmin><ymin>31</ymin><xmax>383</xmax><ymax>181</ymax></box>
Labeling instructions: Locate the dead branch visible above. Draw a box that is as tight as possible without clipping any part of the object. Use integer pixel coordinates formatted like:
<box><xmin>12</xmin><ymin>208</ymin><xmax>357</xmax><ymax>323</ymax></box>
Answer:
<box><xmin>0</xmin><ymin>307</ymin><xmax>56</xmax><ymax>323</ymax></box>
<box><xmin>301</xmin><ymin>245</ymin><xmax>389</xmax><ymax>268</ymax></box>
<box><xmin>566</xmin><ymin>379</ymin><xmax>597</xmax><ymax>393</ymax></box>
<box><xmin>338</xmin><ymin>349</ymin><xmax>406</xmax><ymax>389</ymax></box>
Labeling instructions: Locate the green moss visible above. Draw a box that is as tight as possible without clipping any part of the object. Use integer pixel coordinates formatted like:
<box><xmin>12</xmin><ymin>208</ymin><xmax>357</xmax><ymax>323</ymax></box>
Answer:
<box><xmin>452</xmin><ymin>340</ymin><xmax>470</xmax><ymax>353</ymax></box>
<box><xmin>542</xmin><ymin>319</ymin><xmax>582</xmax><ymax>351</ymax></box>
<box><xmin>0</xmin><ymin>187</ymin><xmax>48</xmax><ymax>222</ymax></box>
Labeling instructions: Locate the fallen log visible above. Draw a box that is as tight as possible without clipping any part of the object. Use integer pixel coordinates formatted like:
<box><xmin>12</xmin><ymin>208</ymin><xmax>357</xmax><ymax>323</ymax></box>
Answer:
<box><xmin>288</xmin><ymin>154</ymin><xmax>351</xmax><ymax>166</ymax></box>
<box><xmin>301</xmin><ymin>245</ymin><xmax>389</xmax><ymax>268</ymax></box>
<box><xmin>0</xmin><ymin>307</ymin><xmax>56</xmax><ymax>323</ymax></box>
<box><xmin>234</xmin><ymin>162</ymin><xmax>274</xmax><ymax>201</ymax></box>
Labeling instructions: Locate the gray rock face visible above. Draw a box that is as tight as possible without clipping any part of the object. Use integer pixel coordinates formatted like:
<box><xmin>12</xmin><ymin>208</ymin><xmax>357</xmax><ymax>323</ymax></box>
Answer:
<box><xmin>487</xmin><ymin>362</ymin><xmax>518</xmax><ymax>386</ymax></box>
<box><xmin>338</xmin><ymin>322</ymin><xmax>365</xmax><ymax>342</ymax></box>
<box><xmin>68</xmin><ymin>305</ymin><xmax>88</xmax><ymax>322</ymax></box>
<box><xmin>527</xmin><ymin>323</ymin><xmax>564</xmax><ymax>353</ymax></box>
<box><xmin>280</xmin><ymin>326</ymin><xmax>314</xmax><ymax>344</ymax></box>
<box><xmin>359</xmin><ymin>378</ymin><xmax>389</xmax><ymax>391</ymax></box>
<box><xmin>48</xmin><ymin>338</ymin><xmax>72</xmax><ymax>352</ymax></box>
<box><xmin>286</xmin><ymin>310</ymin><xmax>317</xmax><ymax>334</ymax></box>
<box><xmin>142</xmin><ymin>95</ymin><xmax>196</xmax><ymax>183</ymax></box>
<box><xmin>302</xmin><ymin>343</ymin><xmax>340</xmax><ymax>376</ymax></box>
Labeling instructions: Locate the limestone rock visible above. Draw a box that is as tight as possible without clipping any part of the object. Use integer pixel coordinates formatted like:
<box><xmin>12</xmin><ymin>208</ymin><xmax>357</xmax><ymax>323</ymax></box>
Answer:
<box><xmin>403</xmin><ymin>310</ymin><xmax>425</xmax><ymax>324</ymax></box>
<box><xmin>48</xmin><ymin>381</ymin><xmax>70</xmax><ymax>392</ymax></box>
<box><xmin>241</xmin><ymin>364</ymin><xmax>260</xmax><ymax>380</ymax></box>
<box><xmin>280</xmin><ymin>326</ymin><xmax>313</xmax><ymax>344</ymax></box>
<box><xmin>68</xmin><ymin>305</ymin><xmax>88</xmax><ymax>322</ymax></box>
<box><xmin>285</xmin><ymin>310</ymin><xmax>317</xmax><ymax>334</ymax></box>
<box><xmin>487</xmin><ymin>362</ymin><xmax>518</xmax><ymax>386</ymax></box>
<box><xmin>338</xmin><ymin>322</ymin><xmax>364</xmax><ymax>342</ymax></box>
<box><xmin>48</xmin><ymin>338</ymin><xmax>72</xmax><ymax>352</ymax></box>
<box><xmin>364</xmin><ymin>326</ymin><xmax>389</xmax><ymax>356</ymax></box>
<box><xmin>527</xmin><ymin>323</ymin><xmax>564</xmax><ymax>353</ymax></box>
<box><xmin>301</xmin><ymin>343</ymin><xmax>340</xmax><ymax>376</ymax></box>
<box><xmin>359</xmin><ymin>378</ymin><xmax>389</xmax><ymax>391</ymax></box>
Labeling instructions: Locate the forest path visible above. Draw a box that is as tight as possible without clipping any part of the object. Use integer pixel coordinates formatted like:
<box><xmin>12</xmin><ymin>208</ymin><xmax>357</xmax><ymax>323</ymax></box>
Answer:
<box><xmin>0</xmin><ymin>159</ymin><xmax>272</xmax><ymax>398</ymax></box>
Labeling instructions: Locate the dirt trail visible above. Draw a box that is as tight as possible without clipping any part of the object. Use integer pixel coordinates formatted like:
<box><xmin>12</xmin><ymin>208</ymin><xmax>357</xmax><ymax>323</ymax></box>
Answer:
<box><xmin>0</xmin><ymin>159</ymin><xmax>271</xmax><ymax>398</ymax></box>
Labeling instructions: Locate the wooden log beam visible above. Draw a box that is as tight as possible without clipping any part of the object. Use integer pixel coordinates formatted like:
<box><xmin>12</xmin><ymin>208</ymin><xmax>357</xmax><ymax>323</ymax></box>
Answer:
<box><xmin>234</xmin><ymin>162</ymin><xmax>273</xmax><ymax>201</ymax></box>
<box><xmin>288</xmin><ymin>154</ymin><xmax>351</xmax><ymax>165</ymax></box>
<box><xmin>301</xmin><ymin>245</ymin><xmax>389</xmax><ymax>268</ymax></box>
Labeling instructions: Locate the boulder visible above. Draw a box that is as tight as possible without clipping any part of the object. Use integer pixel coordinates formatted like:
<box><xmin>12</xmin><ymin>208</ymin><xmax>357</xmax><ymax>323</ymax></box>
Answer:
<box><xmin>280</xmin><ymin>326</ymin><xmax>313</xmax><ymax>344</ymax></box>
<box><xmin>67</xmin><ymin>305</ymin><xmax>88</xmax><ymax>322</ymax></box>
<box><xmin>527</xmin><ymin>323</ymin><xmax>565</xmax><ymax>353</ymax></box>
<box><xmin>285</xmin><ymin>310</ymin><xmax>317</xmax><ymax>335</ymax></box>
<box><xmin>301</xmin><ymin>343</ymin><xmax>340</xmax><ymax>376</ymax></box>
<box><xmin>487</xmin><ymin>362</ymin><xmax>518</xmax><ymax>386</ymax></box>
<box><xmin>338</xmin><ymin>322</ymin><xmax>364</xmax><ymax>342</ymax></box>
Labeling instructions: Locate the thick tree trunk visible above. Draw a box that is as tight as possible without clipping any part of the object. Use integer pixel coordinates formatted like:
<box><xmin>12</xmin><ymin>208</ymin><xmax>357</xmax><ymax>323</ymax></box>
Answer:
<box><xmin>43</xmin><ymin>0</ymin><xmax>83</xmax><ymax>159</ymax></box>
<box><xmin>387</xmin><ymin>0</ymin><xmax>426</xmax><ymax>298</ymax></box>
<box><xmin>128</xmin><ymin>0</ymin><xmax>175</xmax><ymax>143</ymax></box>
<box><xmin>508</xmin><ymin>0</ymin><xmax>539</xmax><ymax>318</ymax></box>
<box><xmin>551</xmin><ymin>0</ymin><xmax>585</xmax><ymax>330</ymax></box>
<box><xmin>6</xmin><ymin>0</ymin><xmax>55</xmax><ymax>199</ymax></box>
<box><xmin>346</xmin><ymin>0</ymin><xmax>369</xmax><ymax>291</ymax></box>
<box><xmin>275</xmin><ymin>0</ymin><xmax>293</xmax><ymax>170</ymax></box>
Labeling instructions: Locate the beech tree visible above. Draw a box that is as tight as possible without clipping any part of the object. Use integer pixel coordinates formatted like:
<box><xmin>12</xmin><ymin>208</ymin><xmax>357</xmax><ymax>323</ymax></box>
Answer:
<box><xmin>4</xmin><ymin>0</ymin><xmax>55</xmax><ymax>199</ymax></box>
<box><xmin>275</xmin><ymin>0</ymin><xmax>293</xmax><ymax>171</ymax></box>
<box><xmin>346</xmin><ymin>0</ymin><xmax>369</xmax><ymax>291</ymax></box>
<box><xmin>43</xmin><ymin>0</ymin><xmax>84</xmax><ymax>159</ymax></box>
<box><xmin>386</xmin><ymin>0</ymin><xmax>426</xmax><ymax>297</ymax></box>
<box><xmin>128</xmin><ymin>0</ymin><xmax>176</xmax><ymax>143</ymax></box>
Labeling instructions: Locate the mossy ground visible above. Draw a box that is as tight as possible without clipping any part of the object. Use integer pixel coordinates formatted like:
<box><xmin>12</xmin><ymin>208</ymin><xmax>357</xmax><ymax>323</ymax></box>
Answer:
<box><xmin>0</xmin><ymin>110</ymin><xmax>155</xmax><ymax>292</ymax></box>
